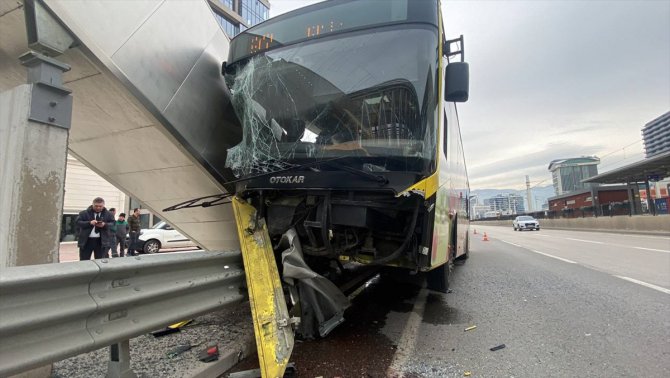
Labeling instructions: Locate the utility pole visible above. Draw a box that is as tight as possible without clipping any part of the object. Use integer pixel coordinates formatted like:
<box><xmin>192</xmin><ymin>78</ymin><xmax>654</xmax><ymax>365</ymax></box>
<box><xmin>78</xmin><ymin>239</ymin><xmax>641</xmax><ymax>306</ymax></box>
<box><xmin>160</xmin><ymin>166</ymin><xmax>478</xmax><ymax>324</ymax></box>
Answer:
<box><xmin>526</xmin><ymin>175</ymin><xmax>533</xmax><ymax>212</ymax></box>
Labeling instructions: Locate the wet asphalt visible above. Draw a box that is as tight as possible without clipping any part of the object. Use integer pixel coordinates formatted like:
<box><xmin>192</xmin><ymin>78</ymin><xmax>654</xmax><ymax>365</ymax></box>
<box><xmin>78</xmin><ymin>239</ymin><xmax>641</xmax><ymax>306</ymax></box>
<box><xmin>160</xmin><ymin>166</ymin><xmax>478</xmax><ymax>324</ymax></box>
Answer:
<box><xmin>227</xmin><ymin>227</ymin><xmax>670</xmax><ymax>377</ymax></box>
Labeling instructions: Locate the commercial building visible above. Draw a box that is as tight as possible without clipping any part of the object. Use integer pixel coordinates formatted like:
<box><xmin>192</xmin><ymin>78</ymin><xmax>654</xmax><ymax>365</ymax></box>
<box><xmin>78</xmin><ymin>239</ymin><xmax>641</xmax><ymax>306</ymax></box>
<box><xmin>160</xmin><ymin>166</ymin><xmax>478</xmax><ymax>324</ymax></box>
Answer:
<box><xmin>484</xmin><ymin>194</ymin><xmax>525</xmax><ymax>215</ymax></box>
<box><xmin>548</xmin><ymin>156</ymin><xmax>600</xmax><ymax>196</ymax></box>
<box><xmin>547</xmin><ymin>185</ymin><xmax>641</xmax><ymax>217</ymax></box>
<box><xmin>642</xmin><ymin>111</ymin><xmax>670</xmax><ymax>158</ymax></box>
<box><xmin>209</xmin><ymin>0</ymin><xmax>270</xmax><ymax>38</ymax></box>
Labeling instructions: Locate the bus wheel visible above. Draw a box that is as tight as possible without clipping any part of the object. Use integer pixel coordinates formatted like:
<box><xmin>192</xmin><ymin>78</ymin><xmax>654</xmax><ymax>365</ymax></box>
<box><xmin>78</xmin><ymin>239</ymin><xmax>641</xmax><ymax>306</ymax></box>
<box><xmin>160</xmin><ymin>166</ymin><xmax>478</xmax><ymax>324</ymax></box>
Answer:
<box><xmin>427</xmin><ymin>262</ymin><xmax>451</xmax><ymax>293</ymax></box>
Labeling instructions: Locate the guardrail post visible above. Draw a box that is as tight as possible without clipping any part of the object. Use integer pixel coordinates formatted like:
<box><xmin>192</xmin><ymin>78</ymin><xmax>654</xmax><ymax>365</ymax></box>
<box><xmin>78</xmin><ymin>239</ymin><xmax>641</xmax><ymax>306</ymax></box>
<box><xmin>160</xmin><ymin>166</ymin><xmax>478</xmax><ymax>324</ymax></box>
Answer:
<box><xmin>107</xmin><ymin>340</ymin><xmax>136</xmax><ymax>378</ymax></box>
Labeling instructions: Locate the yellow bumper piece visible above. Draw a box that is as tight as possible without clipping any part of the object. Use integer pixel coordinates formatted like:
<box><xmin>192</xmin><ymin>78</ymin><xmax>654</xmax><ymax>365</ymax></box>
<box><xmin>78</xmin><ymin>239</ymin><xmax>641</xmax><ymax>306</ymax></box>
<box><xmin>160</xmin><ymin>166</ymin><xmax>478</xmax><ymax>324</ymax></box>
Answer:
<box><xmin>232</xmin><ymin>197</ymin><xmax>294</xmax><ymax>378</ymax></box>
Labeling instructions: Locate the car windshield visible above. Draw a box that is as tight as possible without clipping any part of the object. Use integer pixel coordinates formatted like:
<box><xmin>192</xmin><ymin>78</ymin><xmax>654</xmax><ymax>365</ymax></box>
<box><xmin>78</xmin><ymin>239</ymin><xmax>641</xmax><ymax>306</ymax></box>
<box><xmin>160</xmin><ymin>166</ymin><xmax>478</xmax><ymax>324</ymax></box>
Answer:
<box><xmin>518</xmin><ymin>216</ymin><xmax>534</xmax><ymax>221</ymax></box>
<box><xmin>151</xmin><ymin>221</ymin><xmax>166</xmax><ymax>229</ymax></box>
<box><xmin>224</xmin><ymin>26</ymin><xmax>439</xmax><ymax>178</ymax></box>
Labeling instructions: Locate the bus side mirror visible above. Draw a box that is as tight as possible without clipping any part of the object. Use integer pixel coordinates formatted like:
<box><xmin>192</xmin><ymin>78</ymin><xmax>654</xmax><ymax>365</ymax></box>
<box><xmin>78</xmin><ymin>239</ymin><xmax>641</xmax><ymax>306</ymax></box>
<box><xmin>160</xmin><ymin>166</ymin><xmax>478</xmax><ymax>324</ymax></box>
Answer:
<box><xmin>445</xmin><ymin>62</ymin><xmax>469</xmax><ymax>102</ymax></box>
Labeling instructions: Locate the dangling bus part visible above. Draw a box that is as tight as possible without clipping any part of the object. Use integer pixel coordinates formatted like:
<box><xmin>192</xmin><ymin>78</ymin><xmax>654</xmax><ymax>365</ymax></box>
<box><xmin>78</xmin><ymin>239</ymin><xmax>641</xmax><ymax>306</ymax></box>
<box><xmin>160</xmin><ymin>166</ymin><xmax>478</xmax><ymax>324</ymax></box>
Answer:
<box><xmin>165</xmin><ymin>0</ymin><xmax>470</xmax><ymax>375</ymax></box>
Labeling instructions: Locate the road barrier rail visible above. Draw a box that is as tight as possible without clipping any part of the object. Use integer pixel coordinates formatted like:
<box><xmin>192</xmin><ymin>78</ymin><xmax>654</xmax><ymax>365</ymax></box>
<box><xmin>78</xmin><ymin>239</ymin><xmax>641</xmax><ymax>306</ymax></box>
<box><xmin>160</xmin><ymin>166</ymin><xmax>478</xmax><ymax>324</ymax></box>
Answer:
<box><xmin>0</xmin><ymin>251</ymin><xmax>245</xmax><ymax>377</ymax></box>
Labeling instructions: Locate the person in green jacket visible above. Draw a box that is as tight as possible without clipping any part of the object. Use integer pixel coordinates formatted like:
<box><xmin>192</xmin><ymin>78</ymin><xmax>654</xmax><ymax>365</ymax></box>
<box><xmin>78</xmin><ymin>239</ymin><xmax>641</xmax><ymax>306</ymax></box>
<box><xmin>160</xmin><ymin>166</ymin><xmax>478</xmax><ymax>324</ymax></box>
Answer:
<box><xmin>105</xmin><ymin>208</ymin><xmax>117</xmax><ymax>258</ymax></box>
<box><xmin>113</xmin><ymin>213</ymin><xmax>129</xmax><ymax>257</ymax></box>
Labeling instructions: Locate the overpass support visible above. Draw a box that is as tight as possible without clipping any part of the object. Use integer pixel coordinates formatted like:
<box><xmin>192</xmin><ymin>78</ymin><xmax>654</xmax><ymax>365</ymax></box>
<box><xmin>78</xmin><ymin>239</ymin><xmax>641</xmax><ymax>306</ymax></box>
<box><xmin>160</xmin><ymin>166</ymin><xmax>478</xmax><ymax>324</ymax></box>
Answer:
<box><xmin>0</xmin><ymin>52</ymin><xmax>72</xmax><ymax>268</ymax></box>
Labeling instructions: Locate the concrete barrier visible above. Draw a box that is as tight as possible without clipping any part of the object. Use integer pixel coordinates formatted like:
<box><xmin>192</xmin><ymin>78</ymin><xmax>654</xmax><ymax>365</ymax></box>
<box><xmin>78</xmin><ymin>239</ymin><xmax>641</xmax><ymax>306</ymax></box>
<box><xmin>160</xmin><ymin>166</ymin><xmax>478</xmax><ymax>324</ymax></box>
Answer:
<box><xmin>473</xmin><ymin>215</ymin><xmax>670</xmax><ymax>235</ymax></box>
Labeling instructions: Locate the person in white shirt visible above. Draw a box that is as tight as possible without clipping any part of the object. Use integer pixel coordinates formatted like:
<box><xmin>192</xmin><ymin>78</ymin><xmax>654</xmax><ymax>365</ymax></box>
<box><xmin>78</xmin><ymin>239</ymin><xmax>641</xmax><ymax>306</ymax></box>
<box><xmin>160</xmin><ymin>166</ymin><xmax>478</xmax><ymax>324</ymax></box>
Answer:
<box><xmin>75</xmin><ymin>197</ymin><xmax>115</xmax><ymax>260</ymax></box>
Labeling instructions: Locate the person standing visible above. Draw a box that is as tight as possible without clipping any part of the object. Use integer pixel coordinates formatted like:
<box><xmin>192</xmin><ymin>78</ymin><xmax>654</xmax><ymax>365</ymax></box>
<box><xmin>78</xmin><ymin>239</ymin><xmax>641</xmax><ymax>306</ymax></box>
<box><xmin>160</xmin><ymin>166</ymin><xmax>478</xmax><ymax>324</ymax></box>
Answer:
<box><xmin>76</xmin><ymin>197</ymin><xmax>115</xmax><ymax>260</ymax></box>
<box><xmin>127</xmin><ymin>208</ymin><xmax>142</xmax><ymax>256</ymax></box>
<box><xmin>106</xmin><ymin>208</ymin><xmax>117</xmax><ymax>257</ymax></box>
<box><xmin>114</xmin><ymin>213</ymin><xmax>129</xmax><ymax>257</ymax></box>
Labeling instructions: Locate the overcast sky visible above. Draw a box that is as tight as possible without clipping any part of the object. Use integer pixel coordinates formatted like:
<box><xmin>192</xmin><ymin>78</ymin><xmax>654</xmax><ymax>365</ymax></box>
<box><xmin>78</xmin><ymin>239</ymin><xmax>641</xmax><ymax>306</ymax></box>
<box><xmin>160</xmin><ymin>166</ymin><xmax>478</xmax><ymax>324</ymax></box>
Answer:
<box><xmin>269</xmin><ymin>0</ymin><xmax>670</xmax><ymax>190</ymax></box>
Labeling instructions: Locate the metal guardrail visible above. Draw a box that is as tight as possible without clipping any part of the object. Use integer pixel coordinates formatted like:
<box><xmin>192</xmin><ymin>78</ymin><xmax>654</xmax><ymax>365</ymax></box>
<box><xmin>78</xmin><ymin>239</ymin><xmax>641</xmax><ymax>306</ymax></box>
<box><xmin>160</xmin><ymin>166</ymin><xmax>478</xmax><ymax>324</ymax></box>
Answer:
<box><xmin>0</xmin><ymin>251</ymin><xmax>245</xmax><ymax>377</ymax></box>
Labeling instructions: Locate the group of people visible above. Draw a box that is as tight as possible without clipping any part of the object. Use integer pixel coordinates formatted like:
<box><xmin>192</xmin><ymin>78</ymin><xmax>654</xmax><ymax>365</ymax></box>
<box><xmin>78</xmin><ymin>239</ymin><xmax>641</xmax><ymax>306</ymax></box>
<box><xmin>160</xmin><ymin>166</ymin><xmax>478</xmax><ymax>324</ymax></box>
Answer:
<box><xmin>75</xmin><ymin>197</ymin><xmax>143</xmax><ymax>260</ymax></box>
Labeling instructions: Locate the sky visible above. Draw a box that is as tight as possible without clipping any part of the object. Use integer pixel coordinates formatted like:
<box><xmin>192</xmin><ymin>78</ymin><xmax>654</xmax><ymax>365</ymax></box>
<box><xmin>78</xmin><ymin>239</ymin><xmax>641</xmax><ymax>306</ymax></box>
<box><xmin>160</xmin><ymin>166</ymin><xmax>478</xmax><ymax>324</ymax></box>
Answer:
<box><xmin>269</xmin><ymin>0</ymin><xmax>670</xmax><ymax>190</ymax></box>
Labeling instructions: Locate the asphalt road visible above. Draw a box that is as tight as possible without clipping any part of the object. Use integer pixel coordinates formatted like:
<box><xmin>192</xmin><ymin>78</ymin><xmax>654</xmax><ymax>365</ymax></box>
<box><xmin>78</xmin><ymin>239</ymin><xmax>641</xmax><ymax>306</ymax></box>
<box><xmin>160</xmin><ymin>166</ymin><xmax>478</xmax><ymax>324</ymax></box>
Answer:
<box><xmin>394</xmin><ymin>226</ymin><xmax>670</xmax><ymax>377</ymax></box>
<box><xmin>229</xmin><ymin>226</ymin><xmax>670</xmax><ymax>377</ymax></box>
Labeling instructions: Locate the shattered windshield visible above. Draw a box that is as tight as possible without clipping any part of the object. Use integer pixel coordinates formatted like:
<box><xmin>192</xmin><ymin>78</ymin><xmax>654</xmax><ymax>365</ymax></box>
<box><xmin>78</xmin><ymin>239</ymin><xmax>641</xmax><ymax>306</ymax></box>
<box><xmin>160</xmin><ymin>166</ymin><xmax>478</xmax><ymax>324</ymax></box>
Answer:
<box><xmin>225</xmin><ymin>27</ymin><xmax>439</xmax><ymax>177</ymax></box>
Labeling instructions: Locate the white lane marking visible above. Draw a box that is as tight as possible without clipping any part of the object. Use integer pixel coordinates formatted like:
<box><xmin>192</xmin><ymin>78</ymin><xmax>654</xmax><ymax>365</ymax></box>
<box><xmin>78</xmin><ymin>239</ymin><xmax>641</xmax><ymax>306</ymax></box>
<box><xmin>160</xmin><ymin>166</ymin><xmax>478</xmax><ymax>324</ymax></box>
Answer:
<box><xmin>387</xmin><ymin>287</ymin><xmax>429</xmax><ymax>375</ymax></box>
<box><xmin>530</xmin><ymin>250</ymin><xmax>577</xmax><ymax>264</ymax></box>
<box><xmin>633</xmin><ymin>247</ymin><xmax>670</xmax><ymax>254</ymax></box>
<box><xmin>500</xmin><ymin>240</ymin><xmax>577</xmax><ymax>264</ymax></box>
<box><xmin>566</xmin><ymin>238</ymin><xmax>604</xmax><ymax>244</ymax></box>
<box><xmin>615</xmin><ymin>276</ymin><xmax>670</xmax><ymax>295</ymax></box>
<box><xmin>623</xmin><ymin>234</ymin><xmax>670</xmax><ymax>241</ymax></box>
<box><xmin>500</xmin><ymin>239</ymin><xmax>521</xmax><ymax>247</ymax></box>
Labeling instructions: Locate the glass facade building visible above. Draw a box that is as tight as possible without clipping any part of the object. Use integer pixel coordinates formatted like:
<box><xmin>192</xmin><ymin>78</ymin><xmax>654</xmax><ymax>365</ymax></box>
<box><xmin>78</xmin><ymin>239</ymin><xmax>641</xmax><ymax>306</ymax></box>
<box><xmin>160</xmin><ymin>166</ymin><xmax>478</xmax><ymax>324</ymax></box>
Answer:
<box><xmin>208</xmin><ymin>0</ymin><xmax>269</xmax><ymax>38</ymax></box>
<box><xmin>548</xmin><ymin>157</ymin><xmax>600</xmax><ymax>196</ymax></box>
<box><xmin>484</xmin><ymin>194</ymin><xmax>525</xmax><ymax>215</ymax></box>
<box><xmin>643</xmin><ymin>111</ymin><xmax>670</xmax><ymax>158</ymax></box>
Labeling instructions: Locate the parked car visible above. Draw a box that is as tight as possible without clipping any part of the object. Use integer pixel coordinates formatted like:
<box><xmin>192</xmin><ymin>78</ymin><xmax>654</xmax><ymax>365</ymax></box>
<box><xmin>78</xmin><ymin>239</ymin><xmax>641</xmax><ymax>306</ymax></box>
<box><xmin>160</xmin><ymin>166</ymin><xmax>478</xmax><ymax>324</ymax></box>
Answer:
<box><xmin>138</xmin><ymin>221</ymin><xmax>198</xmax><ymax>253</ymax></box>
<box><xmin>513</xmin><ymin>216</ymin><xmax>540</xmax><ymax>231</ymax></box>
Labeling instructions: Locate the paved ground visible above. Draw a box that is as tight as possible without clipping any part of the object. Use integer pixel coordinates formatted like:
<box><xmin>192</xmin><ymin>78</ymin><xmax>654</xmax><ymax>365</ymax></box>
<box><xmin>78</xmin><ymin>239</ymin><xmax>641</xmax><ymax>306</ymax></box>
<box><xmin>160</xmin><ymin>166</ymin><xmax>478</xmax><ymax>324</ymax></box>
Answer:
<box><xmin>397</xmin><ymin>226</ymin><xmax>670</xmax><ymax>377</ymax></box>
<box><xmin>53</xmin><ymin>227</ymin><xmax>670</xmax><ymax>377</ymax></box>
<box><xmin>228</xmin><ymin>226</ymin><xmax>670</xmax><ymax>377</ymax></box>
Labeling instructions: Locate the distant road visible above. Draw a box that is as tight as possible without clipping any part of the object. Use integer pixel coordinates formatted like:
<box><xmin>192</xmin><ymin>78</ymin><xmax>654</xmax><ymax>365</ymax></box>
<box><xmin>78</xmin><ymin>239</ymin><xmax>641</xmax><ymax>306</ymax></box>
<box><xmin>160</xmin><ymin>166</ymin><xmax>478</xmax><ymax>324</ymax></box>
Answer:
<box><xmin>473</xmin><ymin>224</ymin><xmax>670</xmax><ymax>290</ymax></box>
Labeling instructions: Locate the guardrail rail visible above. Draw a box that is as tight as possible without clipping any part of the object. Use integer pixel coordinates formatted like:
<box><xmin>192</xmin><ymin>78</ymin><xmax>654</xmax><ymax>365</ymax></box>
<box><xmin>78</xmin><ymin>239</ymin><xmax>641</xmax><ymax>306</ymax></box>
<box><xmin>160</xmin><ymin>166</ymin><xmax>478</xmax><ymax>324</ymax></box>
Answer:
<box><xmin>0</xmin><ymin>251</ymin><xmax>245</xmax><ymax>377</ymax></box>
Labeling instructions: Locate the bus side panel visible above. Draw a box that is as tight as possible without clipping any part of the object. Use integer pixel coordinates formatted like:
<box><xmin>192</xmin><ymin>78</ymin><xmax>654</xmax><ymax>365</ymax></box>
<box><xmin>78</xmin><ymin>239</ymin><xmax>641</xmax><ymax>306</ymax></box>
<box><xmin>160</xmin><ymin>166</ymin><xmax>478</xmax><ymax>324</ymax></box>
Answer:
<box><xmin>449</xmin><ymin>101</ymin><xmax>470</xmax><ymax>258</ymax></box>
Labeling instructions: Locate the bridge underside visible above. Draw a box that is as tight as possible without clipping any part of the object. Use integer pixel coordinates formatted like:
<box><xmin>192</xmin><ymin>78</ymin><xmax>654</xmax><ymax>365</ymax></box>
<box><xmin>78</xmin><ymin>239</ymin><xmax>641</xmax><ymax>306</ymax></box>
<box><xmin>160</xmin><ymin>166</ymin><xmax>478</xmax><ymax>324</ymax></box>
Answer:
<box><xmin>0</xmin><ymin>0</ymin><xmax>241</xmax><ymax>250</ymax></box>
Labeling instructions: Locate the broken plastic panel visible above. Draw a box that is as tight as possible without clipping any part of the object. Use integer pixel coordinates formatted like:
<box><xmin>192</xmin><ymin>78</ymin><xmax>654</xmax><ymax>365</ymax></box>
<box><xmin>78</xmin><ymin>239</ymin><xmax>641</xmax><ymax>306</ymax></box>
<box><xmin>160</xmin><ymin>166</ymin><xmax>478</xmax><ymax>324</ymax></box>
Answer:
<box><xmin>225</xmin><ymin>27</ymin><xmax>440</xmax><ymax>178</ymax></box>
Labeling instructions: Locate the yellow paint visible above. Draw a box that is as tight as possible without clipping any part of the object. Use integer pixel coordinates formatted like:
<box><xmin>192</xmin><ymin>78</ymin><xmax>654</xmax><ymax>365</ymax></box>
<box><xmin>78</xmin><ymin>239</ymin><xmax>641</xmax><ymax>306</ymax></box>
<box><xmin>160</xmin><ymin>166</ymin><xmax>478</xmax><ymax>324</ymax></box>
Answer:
<box><xmin>232</xmin><ymin>197</ymin><xmax>294</xmax><ymax>378</ymax></box>
<box><xmin>397</xmin><ymin>172</ymin><xmax>439</xmax><ymax>199</ymax></box>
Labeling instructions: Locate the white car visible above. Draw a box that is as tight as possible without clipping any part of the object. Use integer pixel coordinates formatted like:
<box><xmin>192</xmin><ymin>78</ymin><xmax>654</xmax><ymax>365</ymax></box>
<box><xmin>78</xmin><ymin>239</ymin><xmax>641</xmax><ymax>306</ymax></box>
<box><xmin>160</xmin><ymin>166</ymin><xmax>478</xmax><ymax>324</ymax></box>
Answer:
<box><xmin>138</xmin><ymin>221</ymin><xmax>198</xmax><ymax>253</ymax></box>
<box><xmin>513</xmin><ymin>216</ymin><xmax>540</xmax><ymax>231</ymax></box>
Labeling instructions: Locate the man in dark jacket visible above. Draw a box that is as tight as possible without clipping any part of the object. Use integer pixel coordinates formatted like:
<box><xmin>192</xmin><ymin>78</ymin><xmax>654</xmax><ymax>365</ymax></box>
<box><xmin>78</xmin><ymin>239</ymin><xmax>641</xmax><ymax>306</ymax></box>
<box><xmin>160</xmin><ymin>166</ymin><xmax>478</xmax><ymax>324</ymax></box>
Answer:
<box><xmin>127</xmin><ymin>208</ymin><xmax>142</xmax><ymax>256</ymax></box>
<box><xmin>76</xmin><ymin>197</ymin><xmax>115</xmax><ymax>260</ymax></box>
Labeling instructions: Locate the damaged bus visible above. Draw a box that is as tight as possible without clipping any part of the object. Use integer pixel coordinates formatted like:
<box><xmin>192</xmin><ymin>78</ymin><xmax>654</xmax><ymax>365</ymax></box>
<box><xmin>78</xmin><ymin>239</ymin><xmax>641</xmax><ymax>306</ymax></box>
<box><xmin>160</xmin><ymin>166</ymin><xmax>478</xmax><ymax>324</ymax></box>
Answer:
<box><xmin>224</xmin><ymin>0</ymin><xmax>470</xmax><ymax>339</ymax></box>
<box><xmin>170</xmin><ymin>0</ymin><xmax>470</xmax><ymax>344</ymax></box>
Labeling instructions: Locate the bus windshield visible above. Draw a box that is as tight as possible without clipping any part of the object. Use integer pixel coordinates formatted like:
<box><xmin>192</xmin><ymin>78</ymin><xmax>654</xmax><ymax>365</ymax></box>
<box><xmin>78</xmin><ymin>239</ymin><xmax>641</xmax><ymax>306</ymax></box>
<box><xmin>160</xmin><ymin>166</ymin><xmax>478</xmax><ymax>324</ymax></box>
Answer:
<box><xmin>225</xmin><ymin>25</ymin><xmax>439</xmax><ymax>177</ymax></box>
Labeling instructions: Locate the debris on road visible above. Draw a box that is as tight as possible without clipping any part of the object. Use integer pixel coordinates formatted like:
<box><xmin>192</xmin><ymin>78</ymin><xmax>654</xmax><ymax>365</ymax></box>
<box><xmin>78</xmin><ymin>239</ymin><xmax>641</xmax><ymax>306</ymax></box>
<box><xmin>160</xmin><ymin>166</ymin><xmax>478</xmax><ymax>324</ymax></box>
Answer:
<box><xmin>197</xmin><ymin>343</ymin><xmax>219</xmax><ymax>362</ymax></box>
<box><xmin>152</xmin><ymin>319</ymin><xmax>194</xmax><ymax>338</ymax></box>
<box><xmin>166</xmin><ymin>342</ymin><xmax>202</xmax><ymax>359</ymax></box>
<box><xmin>464</xmin><ymin>325</ymin><xmax>477</xmax><ymax>332</ymax></box>
<box><xmin>464</xmin><ymin>371</ymin><xmax>472</xmax><ymax>376</ymax></box>
<box><xmin>489</xmin><ymin>344</ymin><xmax>506</xmax><ymax>351</ymax></box>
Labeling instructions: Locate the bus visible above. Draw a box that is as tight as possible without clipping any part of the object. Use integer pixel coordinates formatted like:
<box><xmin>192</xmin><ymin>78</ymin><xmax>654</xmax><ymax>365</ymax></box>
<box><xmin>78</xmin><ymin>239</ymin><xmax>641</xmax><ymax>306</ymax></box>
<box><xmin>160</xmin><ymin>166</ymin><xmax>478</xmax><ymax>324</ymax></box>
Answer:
<box><xmin>222</xmin><ymin>0</ymin><xmax>470</xmax><ymax>339</ymax></box>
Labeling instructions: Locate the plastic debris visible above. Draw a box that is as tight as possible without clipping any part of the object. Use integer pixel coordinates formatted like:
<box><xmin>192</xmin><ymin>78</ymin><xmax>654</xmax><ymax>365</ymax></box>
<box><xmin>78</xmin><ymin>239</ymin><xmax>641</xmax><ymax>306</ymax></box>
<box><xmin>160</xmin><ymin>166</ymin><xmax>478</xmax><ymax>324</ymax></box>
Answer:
<box><xmin>464</xmin><ymin>371</ymin><xmax>472</xmax><ymax>376</ymax></box>
<box><xmin>166</xmin><ymin>343</ymin><xmax>202</xmax><ymax>359</ymax></box>
<box><xmin>197</xmin><ymin>343</ymin><xmax>219</xmax><ymax>362</ymax></box>
<box><xmin>151</xmin><ymin>327</ymin><xmax>180</xmax><ymax>338</ymax></box>
<box><xmin>464</xmin><ymin>325</ymin><xmax>477</xmax><ymax>332</ymax></box>
<box><xmin>489</xmin><ymin>344</ymin><xmax>506</xmax><ymax>351</ymax></box>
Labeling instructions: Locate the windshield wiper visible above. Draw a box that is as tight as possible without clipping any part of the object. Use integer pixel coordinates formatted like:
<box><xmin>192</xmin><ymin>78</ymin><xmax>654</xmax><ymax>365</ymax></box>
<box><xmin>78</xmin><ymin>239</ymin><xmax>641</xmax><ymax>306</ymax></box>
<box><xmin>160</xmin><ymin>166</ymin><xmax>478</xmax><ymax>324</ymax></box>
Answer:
<box><xmin>162</xmin><ymin>156</ymin><xmax>348</xmax><ymax>212</ymax></box>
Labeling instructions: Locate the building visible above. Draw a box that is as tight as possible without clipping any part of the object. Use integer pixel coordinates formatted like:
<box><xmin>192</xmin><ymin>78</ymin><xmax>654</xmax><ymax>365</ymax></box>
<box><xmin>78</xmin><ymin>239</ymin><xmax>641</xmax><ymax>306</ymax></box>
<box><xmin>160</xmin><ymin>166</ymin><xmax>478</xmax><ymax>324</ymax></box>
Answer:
<box><xmin>548</xmin><ymin>185</ymin><xmax>638</xmax><ymax>217</ymax></box>
<box><xmin>59</xmin><ymin>2</ymin><xmax>271</xmax><ymax>241</ymax></box>
<box><xmin>209</xmin><ymin>0</ymin><xmax>270</xmax><ymax>38</ymax></box>
<box><xmin>484</xmin><ymin>194</ymin><xmax>525</xmax><ymax>215</ymax></box>
<box><xmin>61</xmin><ymin>156</ymin><xmax>128</xmax><ymax>242</ymax></box>
<box><xmin>548</xmin><ymin>156</ymin><xmax>600</xmax><ymax>196</ymax></box>
<box><xmin>643</xmin><ymin>111</ymin><xmax>670</xmax><ymax>158</ymax></box>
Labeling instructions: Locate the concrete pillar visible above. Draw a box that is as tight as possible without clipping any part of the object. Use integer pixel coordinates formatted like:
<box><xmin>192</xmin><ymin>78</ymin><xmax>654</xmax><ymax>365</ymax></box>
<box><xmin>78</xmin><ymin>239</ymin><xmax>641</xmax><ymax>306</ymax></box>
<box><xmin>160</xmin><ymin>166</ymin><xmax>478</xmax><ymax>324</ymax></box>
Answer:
<box><xmin>0</xmin><ymin>53</ymin><xmax>72</xmax><ymax>268</ymax></box>
<box><xmin>644</xmin><ymin>180</ymin><xmax>656</xmax><ymax>216</ymax></box>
